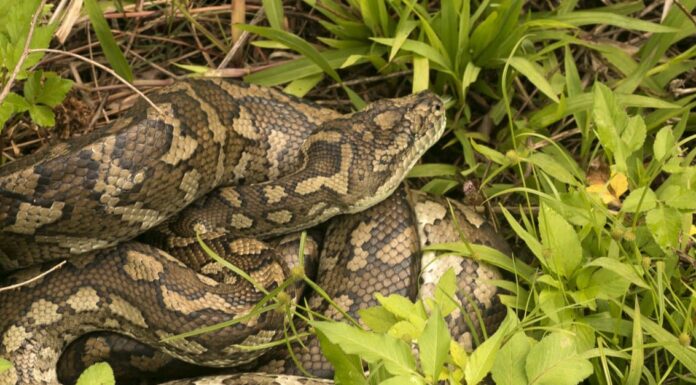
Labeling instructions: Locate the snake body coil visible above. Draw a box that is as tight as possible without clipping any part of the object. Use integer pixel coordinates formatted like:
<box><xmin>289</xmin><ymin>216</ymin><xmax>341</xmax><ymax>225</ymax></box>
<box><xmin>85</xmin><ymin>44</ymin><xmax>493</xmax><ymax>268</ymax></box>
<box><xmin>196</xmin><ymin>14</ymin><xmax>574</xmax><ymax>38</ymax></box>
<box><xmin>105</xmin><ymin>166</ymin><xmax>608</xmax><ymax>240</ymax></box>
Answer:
<box><xmin>0</xmin><ymin>79</ymin><xmax>508</xmax><ymax>385</ymax></box>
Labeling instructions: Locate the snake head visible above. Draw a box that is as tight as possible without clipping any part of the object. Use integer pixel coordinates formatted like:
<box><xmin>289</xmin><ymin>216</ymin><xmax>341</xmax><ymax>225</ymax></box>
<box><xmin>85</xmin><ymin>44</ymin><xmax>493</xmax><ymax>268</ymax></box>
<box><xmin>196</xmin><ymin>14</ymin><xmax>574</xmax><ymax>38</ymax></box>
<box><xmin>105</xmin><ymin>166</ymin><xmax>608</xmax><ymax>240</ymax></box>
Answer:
<box><xmin>337</xmin><ymin>91</ymin><xmax>447</xmax><ymax>211</ymax></box>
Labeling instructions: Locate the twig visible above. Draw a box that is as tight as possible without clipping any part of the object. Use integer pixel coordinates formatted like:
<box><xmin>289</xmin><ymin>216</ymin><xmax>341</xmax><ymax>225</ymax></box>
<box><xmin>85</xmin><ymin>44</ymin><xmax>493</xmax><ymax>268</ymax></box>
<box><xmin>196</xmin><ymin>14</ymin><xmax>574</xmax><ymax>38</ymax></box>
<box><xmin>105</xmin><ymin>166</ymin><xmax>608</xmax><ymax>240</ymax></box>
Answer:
<box><xmin>673</xmin><ymin>0</ymin><xmax>696</xmax><ymax>28</ymax></box>
<box><xmin>0</xmin><ymin>261</ymin><xmax>66</xmax><ymax>292</ymax></box>
<box><xmin>30</xmin><ymin>48</ymin><xmax>164</xmax><ymax>116</ymax></box>
<box><xmin>219</xmin><ymin>7</ymin><xmax>265</xmax><ymax>69</ymax></box>
<box><xmin>0</xmin><ymin>0</ymin><xmax>47</xmax><ymax>107</ymax></box>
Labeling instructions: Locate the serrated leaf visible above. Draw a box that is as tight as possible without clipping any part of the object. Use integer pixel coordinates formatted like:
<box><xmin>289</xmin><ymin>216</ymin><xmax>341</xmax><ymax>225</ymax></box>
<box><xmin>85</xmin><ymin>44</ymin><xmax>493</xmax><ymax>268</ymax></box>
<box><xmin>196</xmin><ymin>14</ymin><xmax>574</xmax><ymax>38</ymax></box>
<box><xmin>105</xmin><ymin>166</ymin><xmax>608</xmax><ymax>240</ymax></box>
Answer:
<box><xmin>84</xmin><ymin>0</ymin><xmax>133</xmax><ymax>82</ymax></box>
<box><xmin>492</xmin><ymin>331</ymin><xmax>534</xmax><ymax>385</ymax></box>
<box><xmin>358</xmin><ymin>306</ymin><xmax>398</xmax><ymax>333</ymax></box>
<box><xmin>313</xmin><ymin>321</ymin><xmax>417</xmax><ymax>377</ymax></box>
<box><xmin>646</xmin><ymin>205</ymin><xmax>682</xmax><ymax>250</ymax></box>
<box><xmin>525</xmin><ymin>332</ymin><xmax>593</xmax><ymax>385</ymax></box>
<box><xmin>653</xmin><ymin>126</ymin><xmax>675</xmax><ymax>162</ymax></box>
<box><xmin>376</xmin><ymin>294</ymin><xmax>425</xmax><ymax>330</ymax></box>
<box><xmin>388</xmin><ymin>320</ymin><xmax>420</xmax><ymax>341</ymax></box>
<box><xmin>622</xmin><ymin>187</ymin><xmax>657</xmax><ymax>213</ymax></box>
<box><xmin>538</xmin><ymin>203</ymin><xmax>582</xmax><ymax>277</ymax></box>
<box><xmin>4</xmin><ymin>92</ymin><xmax>30</xmax><ymax>112</ymax></box>
<box><xmin>621</xmin><ymin>115</ymin><xmax>646</xmax><ymax>153</ymax></box>
<box><xmin>659</xmin><ymin>185</ymin><xmax>696</xmax><ymax>210</ymax></box>
<box><xmin>507</xmin><ymin>57</ymin><xmax>559</xmax><ymax>103</ymax></box>
<box><xmin>28</xmin><ymin>104</ymin><xmax>54</xmax><ymax>127</ymax></box>
<box><xmin>36</xmin><ymin>72</ymin><xmax>73</xmax><ymax>107</ymax></box>
<box><xmin>76</xmin><ymin>362</ymin><xmax>115</xmax><ymax>385</ymax></box>
<box><xmin>418</xmin><ymin>307</ymin><xmax>451</xmax><ymax>382</ymax></box>
<box><xmin>433</xmin><ymin>268</ymin><xmax>458</xmax><ymax>316</ymax></box>
<box><xmin>592</xmin><ymin>83</ymin><xmax>627</xmax><ymax>152</ymax></box>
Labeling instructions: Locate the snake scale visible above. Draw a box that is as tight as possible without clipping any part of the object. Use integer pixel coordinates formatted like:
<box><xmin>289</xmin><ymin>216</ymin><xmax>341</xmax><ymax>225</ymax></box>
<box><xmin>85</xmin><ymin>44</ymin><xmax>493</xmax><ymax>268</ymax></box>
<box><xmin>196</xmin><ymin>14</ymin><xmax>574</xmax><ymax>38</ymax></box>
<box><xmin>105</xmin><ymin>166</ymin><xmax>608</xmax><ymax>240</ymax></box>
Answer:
<box><xmin>0</xmin><ymin>78</ymin><xmax>507</xmax><ymax>385</ymax></box>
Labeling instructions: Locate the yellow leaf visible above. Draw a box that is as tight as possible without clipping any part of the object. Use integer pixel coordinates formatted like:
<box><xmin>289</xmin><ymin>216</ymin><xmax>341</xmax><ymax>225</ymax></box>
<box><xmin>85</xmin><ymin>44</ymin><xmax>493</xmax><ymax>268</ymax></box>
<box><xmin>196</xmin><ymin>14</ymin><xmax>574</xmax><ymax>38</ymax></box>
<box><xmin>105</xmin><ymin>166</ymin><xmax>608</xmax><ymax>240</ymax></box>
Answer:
<box><xmin>608</xmin><ymin>172</ymin><xmax>629</xmax><ymax>198</ymax></box>
<box><xmin>586</xmin><ymin>183</ymin><xmax>616</xmax><ymax>205</ymax></box>
<box><xmin>690</xmin><ymin>225</ymin><xmax>696</xmax><ymax>236</ymax></box>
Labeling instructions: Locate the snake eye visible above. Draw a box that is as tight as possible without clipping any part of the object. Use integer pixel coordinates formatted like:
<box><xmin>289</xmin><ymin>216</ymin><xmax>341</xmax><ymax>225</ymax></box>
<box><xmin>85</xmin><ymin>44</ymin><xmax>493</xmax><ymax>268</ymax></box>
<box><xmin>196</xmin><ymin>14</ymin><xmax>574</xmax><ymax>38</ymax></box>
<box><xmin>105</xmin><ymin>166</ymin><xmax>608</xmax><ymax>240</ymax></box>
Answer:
<box><xmin>434</xmin><ymin>101</ymin><xmax>443</xmax><ymax>113</ymax></box>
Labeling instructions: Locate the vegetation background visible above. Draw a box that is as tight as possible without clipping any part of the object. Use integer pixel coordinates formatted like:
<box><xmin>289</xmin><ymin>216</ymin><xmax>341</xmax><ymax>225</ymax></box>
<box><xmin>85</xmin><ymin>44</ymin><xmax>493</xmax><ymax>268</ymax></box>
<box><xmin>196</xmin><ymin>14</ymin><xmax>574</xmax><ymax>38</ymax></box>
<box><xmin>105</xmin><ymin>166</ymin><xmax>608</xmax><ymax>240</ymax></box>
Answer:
<box><xmin>0</xmin><ymin>0</ymin><xmax>695</xmax><ymax>384</ymax></box>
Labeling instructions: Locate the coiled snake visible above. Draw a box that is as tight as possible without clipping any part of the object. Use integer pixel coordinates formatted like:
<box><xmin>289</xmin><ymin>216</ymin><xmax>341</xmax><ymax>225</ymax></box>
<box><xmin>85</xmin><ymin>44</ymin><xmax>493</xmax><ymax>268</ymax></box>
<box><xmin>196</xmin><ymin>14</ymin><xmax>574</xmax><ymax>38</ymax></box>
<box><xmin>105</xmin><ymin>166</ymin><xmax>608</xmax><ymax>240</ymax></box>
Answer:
<box><xmin>0</xmin><ymin>79</ymin><xmax>507</xmax><ymax>385</ymax></box>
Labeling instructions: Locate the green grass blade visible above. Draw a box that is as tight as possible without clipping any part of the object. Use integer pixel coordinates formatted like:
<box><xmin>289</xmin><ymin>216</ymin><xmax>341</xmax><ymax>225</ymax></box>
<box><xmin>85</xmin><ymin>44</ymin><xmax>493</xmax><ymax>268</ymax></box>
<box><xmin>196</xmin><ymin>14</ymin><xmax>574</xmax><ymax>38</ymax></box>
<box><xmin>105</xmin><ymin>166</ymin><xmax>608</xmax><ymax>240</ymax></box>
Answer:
<box><xmin>84</xmin><ymin>0</ymin><xmax>133</xmax><ymax>82</ymax></box>
<box><xmin>262</xmin><ymin>0</ymin><xmax>285</xmax><ymax>30</ymax></box>
<box><xmin>546</xmin><ymin>12</ymin><xmax>679</xmax><ymax>33</ymax></box>
<box><xmin>238</xmin><ymin>25</ymin><xmax>342</xmax><ymax>82</ymax></box>
<box><xmin>507</xmin><ymin>57</ymin><xmax>559</xmax><ymax>103</ymax></box>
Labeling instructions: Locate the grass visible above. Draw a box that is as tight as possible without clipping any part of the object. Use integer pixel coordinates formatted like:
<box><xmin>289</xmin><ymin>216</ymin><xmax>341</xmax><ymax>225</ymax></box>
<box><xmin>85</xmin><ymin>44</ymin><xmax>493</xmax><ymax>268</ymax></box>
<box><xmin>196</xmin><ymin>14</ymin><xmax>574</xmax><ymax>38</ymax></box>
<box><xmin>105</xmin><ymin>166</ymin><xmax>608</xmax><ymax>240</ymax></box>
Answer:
<box><xmin>1</xmin><ymin>0</ymin><xmax>696</xmax><ymax>384</ymax></box>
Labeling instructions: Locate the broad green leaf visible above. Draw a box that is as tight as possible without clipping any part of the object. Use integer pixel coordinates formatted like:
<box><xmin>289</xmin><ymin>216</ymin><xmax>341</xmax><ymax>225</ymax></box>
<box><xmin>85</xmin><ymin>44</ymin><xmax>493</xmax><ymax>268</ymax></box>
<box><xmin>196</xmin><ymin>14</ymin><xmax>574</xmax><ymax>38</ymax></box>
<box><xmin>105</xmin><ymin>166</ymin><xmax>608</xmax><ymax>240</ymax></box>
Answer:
<box><xmin>358</xmin><ymin>306</ymin><xmax>398</xmax><ymax>333</ymax></box>
<box><xmin>528</xmin><ymin>153</ymin><xmax>579</xmax><ymax>186</ymax></box>
<box><xmin>238</xmin><ymin>25</ymin><xmax>342</xmax><ymax>82</ymax></box>
<box><xmin>376</xmin><ymin>294</ymin><xmax>425</xmax><ymax>330</ymax></box>
<box><xmin>622</xmin><ymin>187</ymin><xmax>657</xmax><ymax>213</ymax></box>
<box><xmin>84</xmin><ymin>0</ymin><xmax>133</xmax><ymax>82</ymax></box>
<box><xmin>450</xmin><ymin>340</ymin><xmax>469</xmax><ymax>369</ymax></box>
<box><xmin>592</xmin><ymin>83</ymin><xmax>626</xmax><ymax>152</ymax></box>
<box><xmin>573</xmin><ymin>268</ymin><xmax>631</xmax><ymax>303</ymax></box>
<box><xmin>388</xmin><ymin>320</ymin><xmax>420</xmax><ymax>341</ymax></box>
<box><xmin>433</xmin><ymin>268</ymin><xmax>458</xmax><ymax>316</ymax></box>
<box><xmin>313</xmin><ymin>321</ymin><xmax>417</xmax><ymax>377</ymax></box>
<box><xmin>379</xmin><ymin>375</ymin><xmax>424</xmax><ymax>385</ymax></box>
<box><xmin>0</xmin><ymin>102</ymin><xmax>13</xmax><ymax>131</ymax></box>
<box><xmin>585</xmin><ymin>258</ymin><xmax>648</xmax><ymax>289</ymax></box>
<box><xmin>412</xmin><ymin>55</ymin><xmax>429</xmax><ymax>93</ymax></box>
<box><xmin>23</xmin><ymin>70</ymin><xmax>41</xmax><ymax>103</ymax></box>
<box><xmin>646</xmin><ymin>205</ymin><xmax>681</xmax><ymax>250</ymax></box>
<box><xmin>0</xmin><ymin>359</ymin><xmax>11</xmax><ymax>374</ymax></box>
<box><xmin>262</xmin><ymin>0</ymin><xmax>285</xmax><ymax>30</ymax></box>
<box><xmin>653</xmin><ymin>126</ymin><xmax>676</xmax><ymax>162</ymax></box>
<box><xmin>507</xmin><ymin>57</ymin><xmax>559</xmax><ymax>103</ymax></box>
<box><xmin>316</xmin><ymin>330</ymin><xmax>367</xmax><ymax>385</ymax></box>
<box><xmin>659</xmin><ymin>185</ymin><xmax>696</xmax><ymax>210</ymax></box>
<box><xmin>492</xmin><ymin>331</ymin><xmax>534</xmax><ymax>385</ymax></box>
<box><xmin>4</xmin><ymin>93</ymin><xmax>30</xmax><ymax>112</ymax></box>
<box><xmin>76</xmin><ymin>362</ymin><xmax>115</xmax><ymax>385</ymax></box>
<box><xmin>525</xmin><ymin>332</ymin><xmax>593</xmax><ymax>385</ymax></box>
<box><xmin>621</xmin><ymin>115</ymin><xmax>646</xmax><ymax>153</ymax></box>
<box><xmin>538</xmin><ymin>203</ymin><xmax>582</xmax><ymax>277</ymax></box>
<box><xmin>464</xmin><ymin>310</ymin><xmax>518</xmax><ymax>384</ymax></box>
<box><xmin>418</xmin><ymin>307</ymin><xmax>451</xmax><ymax>382</ymax></box>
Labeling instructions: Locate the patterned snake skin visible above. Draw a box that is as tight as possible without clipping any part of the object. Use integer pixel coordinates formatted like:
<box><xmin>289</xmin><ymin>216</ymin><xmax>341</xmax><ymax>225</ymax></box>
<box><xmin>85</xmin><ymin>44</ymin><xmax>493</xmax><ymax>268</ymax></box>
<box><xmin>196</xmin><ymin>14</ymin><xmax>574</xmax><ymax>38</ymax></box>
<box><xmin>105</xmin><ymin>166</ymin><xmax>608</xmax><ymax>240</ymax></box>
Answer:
<box><xmin>0</xmin><ymin>79</ymin><xmax>507</xmax><ymax>385</ymax></box>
